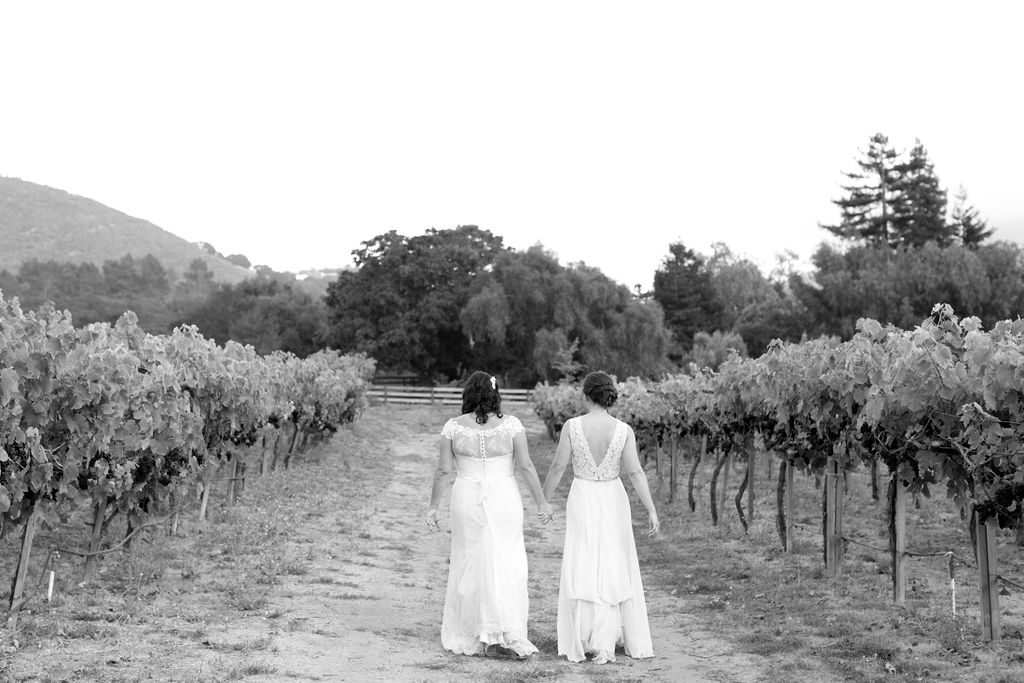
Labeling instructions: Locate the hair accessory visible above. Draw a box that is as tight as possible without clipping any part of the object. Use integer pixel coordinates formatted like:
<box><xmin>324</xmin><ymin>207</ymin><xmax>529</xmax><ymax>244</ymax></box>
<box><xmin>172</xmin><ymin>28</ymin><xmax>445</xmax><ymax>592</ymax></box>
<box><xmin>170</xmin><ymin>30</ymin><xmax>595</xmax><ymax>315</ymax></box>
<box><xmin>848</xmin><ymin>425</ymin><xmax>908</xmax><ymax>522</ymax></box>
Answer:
<box><xmin>490</xmin><ymin>376</ymin><xmax>497</xmax><ymax>390</ymax></box>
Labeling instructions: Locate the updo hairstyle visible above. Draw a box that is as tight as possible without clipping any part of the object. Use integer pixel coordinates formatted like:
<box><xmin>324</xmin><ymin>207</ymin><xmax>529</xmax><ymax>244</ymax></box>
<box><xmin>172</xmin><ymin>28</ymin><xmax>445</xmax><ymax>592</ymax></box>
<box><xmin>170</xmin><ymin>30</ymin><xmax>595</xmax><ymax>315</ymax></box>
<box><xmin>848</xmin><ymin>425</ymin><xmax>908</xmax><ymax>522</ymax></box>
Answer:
<box><xmin>461</xmin><ymin>371</ymin><xmax>503</xmax><ymax>425</ymax></box>
<box><xmin>582</xmin><ymin>371</ymin><xmax>618</xmax><ymax>408</ymax></box>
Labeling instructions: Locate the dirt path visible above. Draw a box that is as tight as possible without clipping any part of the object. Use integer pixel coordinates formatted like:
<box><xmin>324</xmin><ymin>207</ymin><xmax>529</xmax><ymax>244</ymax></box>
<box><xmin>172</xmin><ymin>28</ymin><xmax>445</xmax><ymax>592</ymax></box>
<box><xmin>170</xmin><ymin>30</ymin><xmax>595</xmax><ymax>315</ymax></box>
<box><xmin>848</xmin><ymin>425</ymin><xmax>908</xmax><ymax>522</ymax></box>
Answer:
<box><xmin>250</xmin><ymin>404</ymin><xmax>766</xmax><ymax>682</ymax></box>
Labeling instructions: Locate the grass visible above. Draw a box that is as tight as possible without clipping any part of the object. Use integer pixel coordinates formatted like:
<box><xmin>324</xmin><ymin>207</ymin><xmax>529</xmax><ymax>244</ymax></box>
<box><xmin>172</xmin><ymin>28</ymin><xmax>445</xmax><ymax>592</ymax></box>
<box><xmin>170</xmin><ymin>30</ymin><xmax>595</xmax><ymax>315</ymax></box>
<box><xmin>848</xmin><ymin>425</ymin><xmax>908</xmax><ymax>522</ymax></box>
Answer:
<box><xmin>224</xmin><ymin>585</ymin><xmax>269</xmax><ymax>611</ymax></box>
<box><xmin>279</xmin><ymin>560</ymin><xmax>309</xmax><ymax>575</ymax></box>
<box><xmin>223</xmin><ymin>659</ymin><xmax>278</xmax><ymax>680</ymax></box>
<box><xmin>310</xmin><ymin>575</ymin><xmax>336</xmax><ymax>584</ymax></box>
<box><xmin>620</xmin><ymin>446</ymin><xmax>1024</xmax><ymax>681</ymax></box>
<box><xmin>334</xmin><ymin>592</ymin><xmax>378</xmax><ymax>600</ymax></box>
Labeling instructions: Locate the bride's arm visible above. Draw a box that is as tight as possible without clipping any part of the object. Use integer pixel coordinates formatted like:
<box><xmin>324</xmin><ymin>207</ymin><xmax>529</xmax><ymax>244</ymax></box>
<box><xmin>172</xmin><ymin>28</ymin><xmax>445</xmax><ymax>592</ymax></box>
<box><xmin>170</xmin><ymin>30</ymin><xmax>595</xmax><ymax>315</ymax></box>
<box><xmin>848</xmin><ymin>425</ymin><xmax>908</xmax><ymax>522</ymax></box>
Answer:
<box><xmin>541</xmin><ymin>427</ymin><xmax>571</xmax><ymax>502</ymax></box>
<box><xmin>512</xmin><ymin>430</ymin><xmax>552</xmax><ymax>520</ymax></box>
<box><xmin>425</xmin><ymin>435</ymin><xmax>455</xmax><ymax>532</ymax></box>
<box><xmin>621</xmin><ymin>428</ymin><xmax>660</xmax><ymax>536</ymax></box>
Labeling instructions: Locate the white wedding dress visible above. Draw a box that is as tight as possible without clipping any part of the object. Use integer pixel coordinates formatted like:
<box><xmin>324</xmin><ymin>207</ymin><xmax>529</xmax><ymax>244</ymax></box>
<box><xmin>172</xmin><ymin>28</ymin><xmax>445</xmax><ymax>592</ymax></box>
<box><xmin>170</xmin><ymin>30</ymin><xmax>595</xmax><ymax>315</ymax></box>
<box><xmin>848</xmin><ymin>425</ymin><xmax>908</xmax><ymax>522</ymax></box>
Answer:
<box><xmin>558</xmin><ymin>416</ymin><xmax>654</xmax><ymax>663</ymax></box>
<box><xmin>439</xmin><ymin>415</ymin><xmax>539</xmax><ymax>657</ymax></box>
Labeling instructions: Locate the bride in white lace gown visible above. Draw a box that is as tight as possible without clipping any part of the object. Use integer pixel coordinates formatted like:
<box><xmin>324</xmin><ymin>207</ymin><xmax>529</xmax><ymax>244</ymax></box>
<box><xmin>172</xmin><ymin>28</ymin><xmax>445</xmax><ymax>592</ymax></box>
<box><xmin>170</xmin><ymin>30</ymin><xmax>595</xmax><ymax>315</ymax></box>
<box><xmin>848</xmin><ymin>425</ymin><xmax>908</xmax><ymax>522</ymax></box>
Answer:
<box><xmin>425</xmin><ymin>371</ymin><xmax>553</xmax><ymax>659</ymax></box>
<box><xmin>542</xmin><ymin>371</ymin><xmax>659</xmax><ymax>664</ymax></box>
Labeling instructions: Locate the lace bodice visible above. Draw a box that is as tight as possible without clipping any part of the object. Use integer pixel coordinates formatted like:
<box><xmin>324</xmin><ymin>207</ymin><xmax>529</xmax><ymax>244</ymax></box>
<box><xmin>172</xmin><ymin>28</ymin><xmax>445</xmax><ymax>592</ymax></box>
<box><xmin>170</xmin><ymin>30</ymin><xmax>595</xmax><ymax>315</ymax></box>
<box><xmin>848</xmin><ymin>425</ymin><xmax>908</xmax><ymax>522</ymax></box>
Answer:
<box><xmin>568</xmin><ymin>416</ymin><xmax>628</xmax><ymax>481</ymax></box>
<box><xmin>442</xmin><ymin>415</ymin><xmax>524</xmax><ymax>481</ymax></box>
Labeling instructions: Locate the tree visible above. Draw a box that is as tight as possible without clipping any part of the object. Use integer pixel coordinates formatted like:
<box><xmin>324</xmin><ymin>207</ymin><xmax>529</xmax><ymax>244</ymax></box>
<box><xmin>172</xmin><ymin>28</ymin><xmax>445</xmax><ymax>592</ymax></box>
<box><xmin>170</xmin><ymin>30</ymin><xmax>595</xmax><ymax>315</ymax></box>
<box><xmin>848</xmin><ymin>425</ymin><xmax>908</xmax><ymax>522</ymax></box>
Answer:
<box><xmin>732</xmin><ymin>293</ymin><xmax>810</xmax><ymax>355</ymax></box>
<box><xmin>135</xmin><ymin>254</ymin><xmax>172</xmax><ymax>296</ymax></box>
<box><xmin>651</xmin><ymin>242</ymin><xmax>721</xmax><ymax>356</ymax></box>
<box><xmin>972</xmin><ymin>242</ymin><xmax>1024</xmax><ymax>324</ymax></box>
<box><xmin>704</xmin><ymin>243</ymin><xmax>777</xmax><ymax>331</ymax></box>
<box><xmin>568</xmin><ymin>264</ymin><xmax>671</xmax><ymax>378</ymax></box>
<box><xmin>822</xmin><ymin>133</ymin><xmax>902</xmax><ymax>247</ymax></box>
<box><xmin>0</xmin><ymin>256</ymin><xmax>176</xmax><ymax>330</ymax></box>
<box><xmin>324</xmin><ymin>226</ymin><xmax>507</xmax><ymax>378</ymax></box>
<box><xmin>226</xmin><ymin>253</ymin><xmax>252</xmax><ymax>268</ymax></box>
<box><xmin>532</xmin><ymin>329</ymin><xmax>583</xmax><ymax>383</ymax></box>
<box><xmin>178</xmin><ymin>276</ymin><xmax>325</xmax><ymax>356</ymax></box>
<box><xmin>686</xmin><ymin>330</ymin><xmax>747</xmax><ymax>370</ymax></box>
<box><xmin>893</xmin><ymin>140</ymin><xmax>952</xmax><ymax>247</ymax></box>
<box><xmin>792</xmin><ymin>241</ymin><xmax>1016</xmax><ymax>338</ymax></box>
<box><xmin>461</xmin><ymin>247</ymin><xmax>671</xmax><ymax>384</ymax></box>
<box><xmin>824</xmin><ymin>134</ymin><xmax>954</xmax><ymax>248</ymax></box>
<box><xmin>101</xmin><ymin>255</ymin><xmax>140</xmax><ymax>296</ymax></box>
<box><xmin>950</xmin><ymin>185</ymin><xmax>994</xmax><ymax>248</ymax></box>
<box><xmin>177</xmin><ymin>259</ymin><xmax>216</xmax><ymax>299</ymax></box>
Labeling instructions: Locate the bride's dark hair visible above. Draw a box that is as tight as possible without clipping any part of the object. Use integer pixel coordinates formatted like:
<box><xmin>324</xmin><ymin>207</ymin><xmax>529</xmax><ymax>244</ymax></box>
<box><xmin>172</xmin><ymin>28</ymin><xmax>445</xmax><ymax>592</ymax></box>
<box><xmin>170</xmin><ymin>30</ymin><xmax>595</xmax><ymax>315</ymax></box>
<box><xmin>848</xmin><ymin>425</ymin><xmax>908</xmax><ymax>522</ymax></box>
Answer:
<box><xmin>582</xmin><ymin>371</ymin><xmax>618</xmax><ymax>408</ymax></box>
<box><xmin>461</xmin><ymin>371</ymin><xmax>503</xmax><ymax>425</ymax></box>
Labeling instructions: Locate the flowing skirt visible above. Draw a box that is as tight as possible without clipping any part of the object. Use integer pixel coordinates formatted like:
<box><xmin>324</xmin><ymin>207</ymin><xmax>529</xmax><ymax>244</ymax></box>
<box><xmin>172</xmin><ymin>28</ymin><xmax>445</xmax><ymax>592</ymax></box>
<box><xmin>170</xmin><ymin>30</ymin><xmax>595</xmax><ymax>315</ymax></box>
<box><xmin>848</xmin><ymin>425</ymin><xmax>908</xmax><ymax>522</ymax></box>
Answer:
<box><xmin>557</xmin><ymin>478</ymin><xmax>653</xmax><ymax>662</ymax></box>
<box><xmin>440</xmin><ymin>475</ymin><xmax>538</xmax><ymax>657</ymax></box>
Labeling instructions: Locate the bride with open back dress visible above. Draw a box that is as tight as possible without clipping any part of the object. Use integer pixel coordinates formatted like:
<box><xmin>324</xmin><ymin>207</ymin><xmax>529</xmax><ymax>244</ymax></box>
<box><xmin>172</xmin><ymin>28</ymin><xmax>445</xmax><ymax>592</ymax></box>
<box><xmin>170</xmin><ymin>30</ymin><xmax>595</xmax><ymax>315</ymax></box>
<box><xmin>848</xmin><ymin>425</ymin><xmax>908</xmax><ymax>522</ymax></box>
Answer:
<box><xmin>541</xmin><ymin>371</ymin><xmax>659</xmax><ymax>664</ymax></box>
<box><xmin>425</xmin><ymin>371</ymin><xmax>553</xmax><ymax>659</ymax></box>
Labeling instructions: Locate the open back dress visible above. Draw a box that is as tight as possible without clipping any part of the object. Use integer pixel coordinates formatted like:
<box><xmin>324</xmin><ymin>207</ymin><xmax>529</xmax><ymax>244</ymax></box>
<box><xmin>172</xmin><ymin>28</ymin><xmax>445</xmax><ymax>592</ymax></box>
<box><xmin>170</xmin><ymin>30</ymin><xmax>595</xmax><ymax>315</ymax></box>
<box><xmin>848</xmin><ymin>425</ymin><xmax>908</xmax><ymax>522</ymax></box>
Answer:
<box><xmin>557</xmin><ymin>415</ymin><xmax>653</xmax><ymax>663</ymax></box>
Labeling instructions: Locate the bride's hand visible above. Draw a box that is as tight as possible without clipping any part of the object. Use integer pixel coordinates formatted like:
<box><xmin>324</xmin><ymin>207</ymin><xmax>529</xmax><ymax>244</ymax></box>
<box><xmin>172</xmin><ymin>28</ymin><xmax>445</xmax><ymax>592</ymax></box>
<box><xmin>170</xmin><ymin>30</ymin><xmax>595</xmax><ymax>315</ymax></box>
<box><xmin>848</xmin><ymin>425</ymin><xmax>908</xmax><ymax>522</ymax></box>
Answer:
<box><xmin>424</xmin><ymin>508</ymin><xmax>440</xmax><ymax>533</ymax></box>
<box><xmin>537</xmin><ymin>502</ymin><xmax>554</xmax><ymax>524</ymax></box>
<box><xmin>647</xmin><ymin>513</ymin><xmax>660</xmax><ymax>537</ymax></box>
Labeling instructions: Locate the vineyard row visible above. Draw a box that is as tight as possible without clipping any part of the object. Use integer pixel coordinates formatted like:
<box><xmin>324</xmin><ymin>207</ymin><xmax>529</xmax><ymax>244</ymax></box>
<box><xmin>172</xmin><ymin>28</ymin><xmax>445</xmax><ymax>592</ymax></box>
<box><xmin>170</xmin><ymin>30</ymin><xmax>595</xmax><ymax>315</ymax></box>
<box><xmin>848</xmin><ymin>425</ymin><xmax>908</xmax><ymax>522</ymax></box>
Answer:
<box><xmin>531</xmin><ymin>303</ymin><xmax>1024</xmax><ymax>640</ymax></box>
<box><xmin>0</xmin><ymin>295</ymin><xmax>376</xmax><ymax>627</ymax></box>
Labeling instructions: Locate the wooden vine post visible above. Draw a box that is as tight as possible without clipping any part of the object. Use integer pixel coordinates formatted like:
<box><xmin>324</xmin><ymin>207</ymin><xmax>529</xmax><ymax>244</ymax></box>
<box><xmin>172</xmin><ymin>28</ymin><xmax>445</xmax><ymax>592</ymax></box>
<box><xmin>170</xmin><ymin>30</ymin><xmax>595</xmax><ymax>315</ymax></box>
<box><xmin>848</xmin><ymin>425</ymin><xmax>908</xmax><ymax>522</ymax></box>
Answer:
<box><xmin>654</xmin><ymin>445</ymin><xmax>664</xmax><ymax>497</ymax></box>
<box><xmin>746</xmin><ymin>435</ymin><xmax>756</xmax><ymax>524</ymax></box>
<box><xmin>227</xmin><ymin>458</ymin><xmax>239</xmax><ymax>506</ymax></box>
<box><xmin>83</xmin><ymin>497</ymin><xmax>109</xmax><ymax>583</ymax></box>
<box><xmin>260</xmin><ymin>432</ymin><xmax>274</xmax><ymax>474</ymax></box>
<box><xmin>891</xmin><ymin>479</ymin><xmax>907</xmax><ymax>604</ymax></box>
<box><xmin>775</xmin><ymin>458</ymin><xmax>787</xmax><ymax>548</ymax></box>
<box><xmin>6</xmin><ymin>508</ymin><xmax>40</xmax><ymax>629</ymax></box>
<box><xmin>198</xmin><ymin>464</ymin><xmax>214</xmax><ymax>524</ymax></box>
<box><xmin>870</xmin><ymin>459</ymin><xmax>880</xmax><ymax>501</ymax></box>
<box><xmin>976</xmin><ymin>516</ymin><xmax>1000</xmax><ymax>641</ymax></box>
<box><xmin>283</xmin><ymin>423</ymin><xmax>303</xmax><ymax>469</ymax></box>
<box><xmin>824</xmin><ymin>455</ymin><xmax>844</xmax><ymax>577</ymax></box>
<box><xmin>719</xmin><ymin>450</ymin><xmax>731</xmax><ymax>522</ymax></box>
<box><xmin>785</xmin><ymin>460</ymin><xmax>795</xmax><ymax>553</ymax></box>
<box><xmin>270</xmin><ymin>429</ymin><xmax>284</xmax><ymax>471</ymax></box>
<box><xmin>688</xmin><ymin>434</ymin><xmax>706</xmax><ymax>513</ymax></box>
<box><xmin>668</xmin><ymin>438</ymin><xmax>678</xmax><ymax>503</ymax></box>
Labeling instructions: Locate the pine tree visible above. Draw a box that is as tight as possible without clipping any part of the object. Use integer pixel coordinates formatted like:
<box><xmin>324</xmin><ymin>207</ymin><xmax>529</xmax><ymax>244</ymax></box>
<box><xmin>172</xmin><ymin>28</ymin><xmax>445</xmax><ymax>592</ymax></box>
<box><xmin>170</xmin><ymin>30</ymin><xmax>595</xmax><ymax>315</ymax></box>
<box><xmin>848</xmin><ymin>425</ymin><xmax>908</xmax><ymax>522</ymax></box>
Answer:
<box><xmin>950</xmin><ymin>185</ymin><xmax>994</xmax><ymax>248</ymax></box>
<box><xmin>822</xmin><ymin>133</ymin><xmax>901</xmax><ymax>247</ymax></box>
<box><xmin>824</xmin><ymin>134</ymin><xmax>957</xmax><ymax>248</ymax></box>
<box><xmin>892</xmin><ymin>140</ymin><xmax>952</xmax><ymax>246</ymax></box>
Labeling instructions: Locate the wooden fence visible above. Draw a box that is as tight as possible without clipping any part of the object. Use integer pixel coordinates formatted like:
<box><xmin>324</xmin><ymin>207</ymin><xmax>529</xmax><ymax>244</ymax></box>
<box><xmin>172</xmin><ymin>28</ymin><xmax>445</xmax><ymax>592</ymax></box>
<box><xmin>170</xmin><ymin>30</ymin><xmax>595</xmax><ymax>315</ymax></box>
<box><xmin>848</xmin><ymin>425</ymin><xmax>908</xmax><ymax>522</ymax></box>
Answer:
<box><xmin>368</xmin><ymin>385</ymin><xmax>534</xmax><ymax>406</ymax></box>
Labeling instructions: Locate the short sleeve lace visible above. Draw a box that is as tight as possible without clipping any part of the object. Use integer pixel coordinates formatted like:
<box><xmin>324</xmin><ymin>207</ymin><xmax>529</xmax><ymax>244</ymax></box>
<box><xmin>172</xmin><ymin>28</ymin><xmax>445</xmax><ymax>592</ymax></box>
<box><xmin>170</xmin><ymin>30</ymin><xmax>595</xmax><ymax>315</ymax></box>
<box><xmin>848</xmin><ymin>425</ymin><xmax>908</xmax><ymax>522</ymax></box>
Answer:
<box><xmin>442</xmin><ymin>415</ymin><xmax>522</xmax><ymax>437</ymax></box>
<box><xmin>504</xmin><ymin>415</ymin><xmax>525</xmax><ymax>436</ymax></box>
<box><xmin>442</xmin><ymin>415</ymin><xmax>524</xmax><ymax>459</ymax></box>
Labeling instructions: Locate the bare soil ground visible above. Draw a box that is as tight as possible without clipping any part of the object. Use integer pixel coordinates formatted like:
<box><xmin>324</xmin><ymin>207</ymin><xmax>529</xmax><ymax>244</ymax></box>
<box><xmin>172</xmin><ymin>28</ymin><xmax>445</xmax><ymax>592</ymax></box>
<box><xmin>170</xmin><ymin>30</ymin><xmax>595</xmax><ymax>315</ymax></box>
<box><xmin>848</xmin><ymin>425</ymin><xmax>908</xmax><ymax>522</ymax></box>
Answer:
<box><xmin>4</xmin><ymin>403</ymin><xmax>1024</xmax><ymax>682</ymax></box>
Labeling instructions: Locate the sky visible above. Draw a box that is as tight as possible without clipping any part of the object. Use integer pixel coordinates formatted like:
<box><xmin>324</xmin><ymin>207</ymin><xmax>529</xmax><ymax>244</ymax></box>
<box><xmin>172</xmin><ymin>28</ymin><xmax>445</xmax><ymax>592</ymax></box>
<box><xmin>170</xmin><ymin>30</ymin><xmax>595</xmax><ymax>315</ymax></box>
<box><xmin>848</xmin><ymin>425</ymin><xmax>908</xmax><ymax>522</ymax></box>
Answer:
<box><xmin>2</xmin><ymin>1</ymin><xmax>1023</xmax><ymax>291</ymax></box>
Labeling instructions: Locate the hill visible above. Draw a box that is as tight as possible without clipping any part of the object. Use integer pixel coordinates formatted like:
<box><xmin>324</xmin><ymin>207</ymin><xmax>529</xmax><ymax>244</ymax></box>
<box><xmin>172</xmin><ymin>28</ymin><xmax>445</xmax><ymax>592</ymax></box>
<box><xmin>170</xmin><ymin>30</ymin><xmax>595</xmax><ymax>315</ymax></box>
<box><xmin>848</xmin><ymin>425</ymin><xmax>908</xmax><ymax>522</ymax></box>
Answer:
<box><xmin>0</xmin><ymin>176</ymin><xmax>251</xmax><ymax>283</ymax></box>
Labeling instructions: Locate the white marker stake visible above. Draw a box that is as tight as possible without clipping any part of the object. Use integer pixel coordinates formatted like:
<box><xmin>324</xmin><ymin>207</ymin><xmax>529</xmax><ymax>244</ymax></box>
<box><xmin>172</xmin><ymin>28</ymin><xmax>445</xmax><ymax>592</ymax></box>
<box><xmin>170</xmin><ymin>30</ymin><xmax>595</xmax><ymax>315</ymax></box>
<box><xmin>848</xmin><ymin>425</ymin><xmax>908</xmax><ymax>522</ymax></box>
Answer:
<box><xmin>948</xmin><ymin>553</ymin><xmax>956</xmax><ymax>616</ymax></box>
<box><xmin>47</xmin><ymin>571</ymin><xmax>55</xmax><ymax>602</ymax></box>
